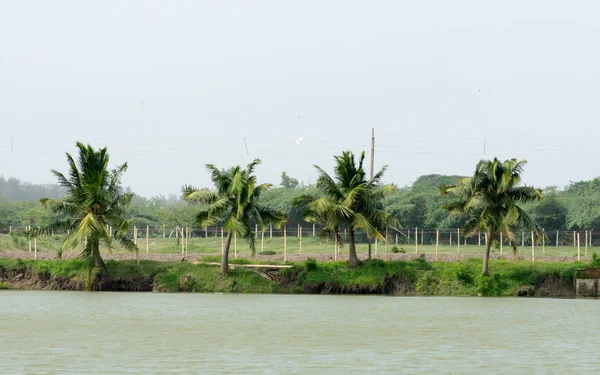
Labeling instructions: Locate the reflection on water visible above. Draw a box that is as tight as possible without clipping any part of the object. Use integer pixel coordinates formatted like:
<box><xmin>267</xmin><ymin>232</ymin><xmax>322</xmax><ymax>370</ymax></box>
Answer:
<box><xmin>0</xmin><ymin>292</ymin><xmax>599</xmax><ymax>374</ymax></box>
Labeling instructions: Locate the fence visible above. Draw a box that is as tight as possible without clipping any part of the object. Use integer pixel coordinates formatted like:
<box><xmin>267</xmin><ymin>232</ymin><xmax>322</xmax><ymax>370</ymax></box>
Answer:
<box><xmin>2</xmin><ymin>224</ymin><xmax>597</xmax><ymax>261</ymax></box>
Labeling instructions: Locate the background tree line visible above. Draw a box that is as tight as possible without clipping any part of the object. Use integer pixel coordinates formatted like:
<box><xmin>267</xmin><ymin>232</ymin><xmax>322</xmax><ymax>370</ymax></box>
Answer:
<box><xmin>1</xmin><ymin>172</ymin><xmax>599</xmax><ymax>232</ymax></box>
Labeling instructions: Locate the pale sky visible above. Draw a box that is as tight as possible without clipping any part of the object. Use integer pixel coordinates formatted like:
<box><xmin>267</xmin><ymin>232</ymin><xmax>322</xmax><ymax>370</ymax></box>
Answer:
<box><xmin>1</xmin><ymin>1</ymin><xmax>599</xmax><ymax>197</ymax></box>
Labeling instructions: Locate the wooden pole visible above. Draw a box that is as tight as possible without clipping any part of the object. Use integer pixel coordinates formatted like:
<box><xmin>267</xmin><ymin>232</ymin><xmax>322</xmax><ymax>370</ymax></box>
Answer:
<box><xmin>435</xmin><ymin>230</ymin><xmax>439</xmax><ymax>261</ymax></box>
<box><xmin>478</xmin><ymin>231</ymin><xmax>481</xmax><ymax>246</ymax></box>
<box><xmin>261</xmin><ymin>230</ymin><xmax>264</xmax><ymax>253</ymax></box>
<box><xmin>186</xmin><ymin>227</ymin><xmax>189</xmax><ymax>257</ymax></box>
<box><xmin>395</xmin><ymin>233</ymin><xmax>398</xmax><ymax>245</ymax></box>
<box><xmin>28</xmin><ymin>225</ymin><xmax>32</xmax><ymax>252</ymax></box>
<box><xmin>384</xmin><ymin>229</ymin><xmax>388</xmax><ymax>261</ymax></box>
<box><xmin>109</xmin><ymin>226</ymin><xmax>112</xmax><ymax>238</ymax></box>
<box><xmin>577</xmin><ymin>232</ymin><xmax>581</xmax><ymax>261</ymax></box>
<box><xmin>270</xmin><ymin>224</ymin><xmax>272</xmax><ymax>238</ymax></box>
<box><xmin>556</xmin><ymin>229</ymin><xmax>559</xmax><ymax>247</ymax></box>
<box><xmin>407</xmin><ymin>228</ymin><xmax>410</xmax><ymax>244</ymax></box>
<box><xmin>134</xmin><ymin>226</ymin><xmax>137</xmax><ymax>245</ymax></box>
<box><xmin>542</xmin><ymin>229</ymin><xmax>545</xmax><ymax>255</ymax></box>
<box><xmin>299</xmin><ymin>227</ymin><xmax>302</xmax><ymax>255</ymax></box>
<box><xmin>415</xmin><ymin>227</ymin><xmax>418</xmax><ymax>253</ymax></box>
<box><xmin>531</xmin><ymin>231</ymin><xmax>535</xmax><ymax>262</ymax></box>
<box><xmin>312</xmin><ymin>223</ymin><xmax>315</xmax><ymax>238</ymax></box>
<box><xmin>590</xmin><ymin>231</ymin><xmax>593</xmax><ymax>248</ymax></box>
<box><xmin>284</xmin><ymin>225</ymin><xmax>287</xmax><ymax>262</ymax></box>
<box><xmin>457</xmin><ymin>228</ymin><xmax>460</xmax><ymax>254</ymax></box>
<box><xmin>450</xmin><ymin>230</ymin><xmax>452</xmax><ymax>247</ymax></box>
<box><xmin>573</xmin><ymin>231</ymin><xmax>576</xmax><ymax>248</ymax></box>
<box><xmin>234</xmin><ymin>232</ymin><xmax>237</xmax><ymax>259</ymax></box>
<box><xmin>500</xmin><ymin>232</ymin><xmax>503</xmax><ymax>254</ymax></box>
<box><xmin>34</xmin><ymin>237</ymin><xmax>37</xmax><ymax>260</ymax></box>
<box><xmin>181</xmin><ymin>227</ymin><xmax>184</xmax><ymax>255</ymax></box>
<box><xmin>205</xmin><ymin>227</ymin><xmax>208</xmax><ymax>238</ymax></box>
<box><xmin>421</xmin><ymin>228</ymin><xmax>424</xmax><ymax>245</ymax></box>
<box><xmin>375</xmin><ymin>238</ymin><xmax>378</xmax><ymax>255</ymax></box>
<box><xmin>298</xmin><ymin>223</ymin><xmax>300</xmax><ymax>238</ymax></box>
<box><xmin>334</xmin><ymin>232</ymin><xmax>338</xmax><ymax>261</ymax></box>
<box><xmin>146</xmin><ymin>225</ymin><xmax>149</xmax><ymax>255</ymax></box>
<box><xmin>585</xmin><ymin>230</ymin><xmax>588</xmax><ymax>258</ymax></box>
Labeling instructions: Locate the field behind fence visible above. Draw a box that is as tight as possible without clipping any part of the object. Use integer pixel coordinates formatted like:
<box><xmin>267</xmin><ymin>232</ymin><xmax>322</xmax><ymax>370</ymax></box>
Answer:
<box><xmin>1</xmin><ymin>225</ymin><xmax>596</xmax><ymax>262</ymax></box>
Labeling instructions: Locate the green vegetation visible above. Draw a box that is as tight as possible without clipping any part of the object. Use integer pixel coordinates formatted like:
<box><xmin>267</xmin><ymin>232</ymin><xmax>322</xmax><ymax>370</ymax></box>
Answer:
<box><xmin>31</xmin><ymin>143</ymin><xmax>137</xmax><ymax>290</ymax></box>
<box><xmin>441</xmin><ymin>158</ymin><xmax>543</xmax><ymax>275</ymax></box>
<box><xmin>182</xmin><ymin>159</ymin><xmax>286</xmax><ymax>276</ymax></box>
<box><xmin>294</xmin><ymin>151</ymin><xmax>398</xmax><ymax>267</ymax></box>
<box><xmin>0</xmin><ymin>257</ymin><xmax>588</xmax><ymax>297</ymax></box>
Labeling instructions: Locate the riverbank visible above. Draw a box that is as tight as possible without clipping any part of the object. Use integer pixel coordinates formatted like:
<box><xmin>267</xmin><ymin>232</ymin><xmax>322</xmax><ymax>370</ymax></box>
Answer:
<box><xmin>1</xmin><ymin>257</ymin><xmax>595</xmax><ymax>296</ymax></box>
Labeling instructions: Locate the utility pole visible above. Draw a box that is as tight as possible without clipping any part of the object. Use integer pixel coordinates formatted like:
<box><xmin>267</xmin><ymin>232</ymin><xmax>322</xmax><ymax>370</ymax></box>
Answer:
<box><xmin>368</xmin><ymin>128</ymin><xmax>375</xmax><ymax>259</ymax></box>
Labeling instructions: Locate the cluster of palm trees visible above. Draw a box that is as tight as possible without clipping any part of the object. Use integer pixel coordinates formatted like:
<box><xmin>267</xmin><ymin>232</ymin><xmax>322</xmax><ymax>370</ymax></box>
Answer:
<box><xmin>32</xmin><ymin>142</ymin><xmax>544</xmax><ymax>289</ymax></box>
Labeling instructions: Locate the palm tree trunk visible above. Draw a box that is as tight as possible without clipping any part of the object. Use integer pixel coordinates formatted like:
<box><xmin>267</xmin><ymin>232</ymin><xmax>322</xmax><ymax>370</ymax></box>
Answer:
<box><xmin>348</xmin><ymin>227</ymin><xmax>359</xmax><ymax>267</ymax></box>
<box><xmin>483</xmin><ymin>229</ymin><xmax>493</xmax><ymax>276</ymax></box>
<box><xmin>367</xmin><ymin>238</ymin><xmax>372</xmax><ymax>259</ymax></box>
<box><xmin>221</xmin><ymin>231</ymin><xmax>233</xmax><ymax>277</ymax></box>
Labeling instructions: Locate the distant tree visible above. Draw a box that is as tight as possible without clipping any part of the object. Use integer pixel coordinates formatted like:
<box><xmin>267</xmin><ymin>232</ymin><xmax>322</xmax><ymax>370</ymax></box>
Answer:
<box><xmin>441</xmin><ymin>158</ymin><xmax>543</xmax><ymax>276</ymax></box>
<box><xmin>280</xmin><ymin>171</ymin><xmax>299</xmax><ymax>189</ymax></box>
<box><xmin>183</xmin><ymin>159</ymin><xmax>286</xmax><ymax>276</ymax></box>
<box><xmin>31</xmin><ymin>143</ymin><xmax>136</xmax><ymax>290</ymax></box>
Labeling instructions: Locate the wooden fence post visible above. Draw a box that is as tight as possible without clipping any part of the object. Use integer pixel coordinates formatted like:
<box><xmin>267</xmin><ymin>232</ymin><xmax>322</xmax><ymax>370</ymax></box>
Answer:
<box><xmin>573</xmin><ymin>231</ymin><xmax>576</xmax><ymax>248</ymax></box>
<box><xmin>421</xmin><ymin>228</ymin><xmax>424</xmax><ymax>245</ymax></box>
<box><xmin>181</xmin><ymin>227</ymin><xmax>184</xmax><ymax>255</ymax></box>
<box><xmin>270</xmin><ymin>224</ymin><xmax>272</xmax><ymax>238</ymax></box>
<box><xmin>531</xmin><ymin>231</ymin><xmax>535</xmax><ymax>262</ymax></box>
<box><xmin>577</xmin><ymin>232</ymin><xmax>581</xmax><ymax>261</ymax></box>
<box><xmin>556</xmin><ymin>230</ymin><xmax>559</xmax><ymax>247</ymax></box>
<box><xmin>284</xmin><ymin>225</ymin><xmax>287</xmax><ymax>262</ymax></box>
<box><xmin>415</xmin><ymin>227</ymin><xmax>418</xmax><ymax>253</ymax></box>
<box><xmin>395</xmin><ymin>233</ymin><xmax>398</xmax><ymax>245</ymax></box>
<box><xmin>312</xmin><ymin>223</ymin><xmax>315</xmax><ymax>238</ymax></box>
<box><xmin>28</xmin><ymin>225</ymin><xmax>32</xmax><ymax>252</ymax></box>
<box><xmin>407</xmin><ymin>228</ymin><xmax>410</xmax><ymax>244</ymax></box>
<box><xmin>450</xmin><ymin>230</ymin><xmax>452</xmax><ymax>247</ymax></box>
<box><xmin>435</xmin><ymin>230</ymin><xmax>439</xmax><ymax>261</ymax></box>
<box><xmin>585</xmin><ymin>230</ymin><xmax>588</xmax><ymax>258</ymax></box>
<box><xmin>521</xmin><ymin>231</ymin><xmax>524</xmax><ymax>247</ymax></box>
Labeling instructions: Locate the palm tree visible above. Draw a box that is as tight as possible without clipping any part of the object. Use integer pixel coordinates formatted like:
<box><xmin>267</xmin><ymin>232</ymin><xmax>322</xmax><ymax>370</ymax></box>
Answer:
<box><xmin>31</xmin><ymin>143</ymin><xmax>136</xmax><ymax>290</ymax></box>
<box><xmin>294</xmin><ymin>151</ymin><xmax>398</xmax><ymax>267</ymax></box>
<box><xmin>440</xmin><ymin>158</ymin><xmax>543</xmax><ymax>276</ymax></box>
<box><xmin>182</xmin><ymin>159</ymin><xmax>286</xmax><ymax>276</ymax></box>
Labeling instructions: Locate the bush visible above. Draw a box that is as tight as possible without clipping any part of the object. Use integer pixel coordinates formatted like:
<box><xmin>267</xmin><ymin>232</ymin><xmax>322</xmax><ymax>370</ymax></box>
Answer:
<box><xmin>258</xmin><ymin>251</ymin><xmax>276</xmax><ymax>256</ymax></box>
<box><xmin>592</xmin><ymin>253</ymin><xmax>600</xmax><ymax>266</ymax></box>
<box><xmin>391</xmin><ymin>246</ymin><xmax>399</xmax><ymax>253</ymax></box>
<box><xmin>0</xmin><ymin>282</ymin><xmax>8</xmax><ymax>290</ymax></box>
<box><xmin>399</xmin><ymin>247</ymin><xmax>406</xmax><ymax>254</ymax></box>
<box><xmin>476</xmin><ymin>274</ymin><xmax>506</xmax><ymax>296</ymax></box>
<box><xmin>305</xmin><ymin>258</ymin><xmax>318</xmax><ymax>272</ymax></box>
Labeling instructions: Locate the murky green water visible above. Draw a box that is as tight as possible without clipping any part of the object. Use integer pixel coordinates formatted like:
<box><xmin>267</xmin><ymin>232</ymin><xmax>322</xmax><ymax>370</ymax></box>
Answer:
<box><xmin>0</xmin><ymin>292</ymin><xmax>598</xmax><ymax>374</ymax></box>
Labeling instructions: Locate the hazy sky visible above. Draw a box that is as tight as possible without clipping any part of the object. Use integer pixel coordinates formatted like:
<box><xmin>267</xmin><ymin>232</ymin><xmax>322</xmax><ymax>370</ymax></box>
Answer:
<box><xmin>1</xmin><ymin>1</ymin><xmax>600</xmax><ymax>197</ymax></box>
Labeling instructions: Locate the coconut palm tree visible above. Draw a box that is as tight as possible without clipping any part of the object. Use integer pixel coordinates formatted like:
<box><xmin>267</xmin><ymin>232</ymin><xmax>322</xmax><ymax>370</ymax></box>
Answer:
<box><xmin>31</xmin><ymin>143</ymin><xmax>136</xmax><ymax>290</ymax></box>
<box><xmin>294</xmin><ymin>151</ymin><xmax>399</xmax><ymax>267</ymax></box>
<box><xmin>440</xmin><ymin>158</ymin><xmax>543</xmax><ymax>276</ymax></box>
<box><xmin>182</xmin><ymin>159</ymin><xmax>286</xmax><ymax>276</ymax></box>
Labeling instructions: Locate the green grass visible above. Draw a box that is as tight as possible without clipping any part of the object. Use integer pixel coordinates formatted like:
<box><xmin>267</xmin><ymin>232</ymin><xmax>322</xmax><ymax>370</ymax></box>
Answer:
<box><xmin>1</xmin><ymin>233</ymin><xmax>593</xmax><ymax>259</ymax></box>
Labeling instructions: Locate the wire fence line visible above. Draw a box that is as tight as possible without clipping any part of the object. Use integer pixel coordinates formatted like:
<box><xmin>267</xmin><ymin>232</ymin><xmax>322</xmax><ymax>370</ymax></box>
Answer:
<box><xmin>2</xmin><ymin>224</ymin><xmax>596</xmax><ymax>248</ymax></box>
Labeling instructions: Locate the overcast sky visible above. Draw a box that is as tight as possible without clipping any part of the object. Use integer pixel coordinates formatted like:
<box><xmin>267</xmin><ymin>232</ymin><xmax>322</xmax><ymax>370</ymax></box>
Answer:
<box><xmin>1</xmin><ymin>1</ymin><xmax>599</xmax><ymax>197</ymax></box>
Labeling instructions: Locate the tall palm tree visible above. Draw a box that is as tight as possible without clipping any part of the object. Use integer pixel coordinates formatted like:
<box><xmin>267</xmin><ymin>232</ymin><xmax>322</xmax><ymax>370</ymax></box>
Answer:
<box><xmin>31</xmin><ymin>143</ymin><xmax>136</xmax><ymax>290</ymax></box>
<box><xmin>440</xmin><ymin>158</ymin><xmax>543</xmax><ymax>276</ymax></box>
<box><xmin>182</xmin><ymin>159</ymin><xmax>286</xmax><ymax>276</ymax></box>
<box><xmin>294</xmin><ymin>151</ymin><xmax>399</xmax><ymax>267</ymax></box>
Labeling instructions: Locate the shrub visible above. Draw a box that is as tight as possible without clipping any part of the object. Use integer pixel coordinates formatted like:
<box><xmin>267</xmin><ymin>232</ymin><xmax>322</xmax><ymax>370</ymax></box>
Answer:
<box><xmin>592</xmin><ymin>253</ymin><xmax>600</xmax><ymax>266</ymax></box>
<box><xmin>476</xmin><ymin>274</ymin><xmax>506</xmax><ymax>296</ymax></box>
<box><xmin>391</xmin><ymin>246</ymin><xmax>399</xmax><ymax>253</ymax></box>
<box><xmin>305</xmin><ymin>258</ymin><xmax>318</xmax><ymax>272</ymax></box>
<box><xmin>399</xmin><ymin>247</ymin><xmax>406</xmax><ymax>254</ymax></box>
<box><xmin>0</xmin><ymin>282</ymin><xmax>8</xmax><ymax>290</ymax></box>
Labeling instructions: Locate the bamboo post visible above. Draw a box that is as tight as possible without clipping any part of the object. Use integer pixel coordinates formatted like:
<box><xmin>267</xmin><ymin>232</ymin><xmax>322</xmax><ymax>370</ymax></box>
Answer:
<box><xmin>261</xmin><ymin>230</ymin><xmax>264</xmax><ymax>253</ymax></box>
<box><xmin>384</xmin><ymin>229</ymin><xmax>388</xmax><ymax>261</ymax></box>
<box><xmin>478</xmin><ymin>231</ymin><xmax>481</xmax><ymax>246</ymax></box>
<box><xmin>34</xmin><ymin>237</ymin><xmax>37</xmax><ymax>260</ymax></box>
<box><xmin>181</xmin><ymin>227</ymin><xmax>184</xmax><ymax>254</ymax></box>
<box><xmin>457</xmin><ymin>228</ymin><xmax>460</xmax><ymax>254</ymax></box>
<box><xmin>334</xmin><ymin>232</ymin><xmax>338</xmax><ymax>261</ymax></box>
<box><xmin>146</xmin><ymin>225</ymin><xmax>149</xmax><ymax>255</ymax></box>
<box><xmin>395</xmin><ymin>233</ymin><xmax>398</xmax><ymax>245</ymax></box>
<box><xmin>590</xmin><ymin>231</ymin><xmax>593</xmax><ymax>248</ymax></box>
<box><xmin>421</xmin><ymin>228</ymin><xmax>424</xmax><ymax>245</ymax></box>
<box><xmin>299</xmin><ymin>227</ymin><xmax>302</xmax><ymax>255</ymax></box>
<box><xmin>585</xmin><ymin>230</ymin><xmax>588</xmax><ymax>258</ymax></box>
<box><xmin>375</xmin><ymin>238</ymin><xmax>378</xmax><ymax>255</ymax></box>
<box><xmin>234</xmin><ymin>232</ymin><xmax>237</xmax><ymax>259</ymax></box>
<box><xmin>573</xmin><ymin>231</ymin><xmax>576</xmax><ymax>248</ymax></box>
<box><xmin>542</xmin><ymin>229</ymin><xmax>545</xmax><ymax>255</ymax></box>
<box><xmin>435</xmin><ymin>230</ymin><xmax>439</xmax><ymax>261</ymax></box>
<box><xmin>500</xmin><ymin>232</ymin><xmax>503</xmax><ymax>254</ymax></box>
<box><xmin>312</xmin><ymin>223</ymin><xmax>315</xmax><ymax>238</ymax></box>
<box><xmin>205</xmin><ymin>227</ymin><xmax>208</xmax><ymax>238</ymax></box>
<box><xmin>284</xmin><ymin>225</ymin><xmax>287</xmax><ymax>262</ymax></box>
<box><xmin>531</xmin><ymin>231</ymin><xmax>535</xmax><ymax>262</ymax></box>
<box><xmin>28</xmin><ymin>225</ymin><xmax>32</xmax><ymax>252</ymax></box>
<box><xmin>298</xmin><ymin>223</ymin><xmax>300</xmax><ymax>238</ymax></box>
<box><xmin>577</xmin><ymin>232</ymin><xmax>581</xmax><ymax>261</ymax></box>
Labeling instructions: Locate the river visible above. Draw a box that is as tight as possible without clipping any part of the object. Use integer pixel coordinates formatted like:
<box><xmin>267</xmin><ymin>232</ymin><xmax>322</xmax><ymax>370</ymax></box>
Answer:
<box><xmin>0</xmin><ymin>292</ymin><xmax>598</xmax><ymax>374</ymax></box>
